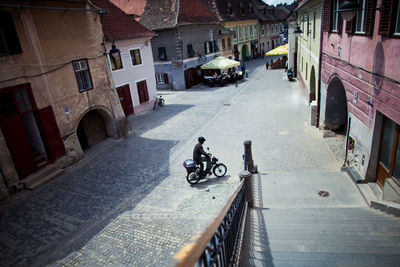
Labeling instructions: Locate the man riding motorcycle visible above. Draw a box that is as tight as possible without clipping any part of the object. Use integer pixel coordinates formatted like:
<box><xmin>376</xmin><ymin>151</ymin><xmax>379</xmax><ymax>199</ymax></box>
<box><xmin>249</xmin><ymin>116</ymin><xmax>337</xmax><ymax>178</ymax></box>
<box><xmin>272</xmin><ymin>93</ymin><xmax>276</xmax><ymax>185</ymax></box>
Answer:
<box><xmin>193</xmin><ymin>136</ymin><xmax>212</xmax><ymax>175</ymax></box>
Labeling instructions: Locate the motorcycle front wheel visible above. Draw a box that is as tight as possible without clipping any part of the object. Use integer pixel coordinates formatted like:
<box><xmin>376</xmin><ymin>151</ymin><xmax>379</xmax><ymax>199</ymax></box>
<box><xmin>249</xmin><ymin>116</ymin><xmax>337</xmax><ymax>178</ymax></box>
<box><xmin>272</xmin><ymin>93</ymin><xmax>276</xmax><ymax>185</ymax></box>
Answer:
<box><xmin>187</xmin><ymin>172</ymin><xmax>201</xmax><ymax>184</ymax></box>
<box><xmin>213</xmin><ymin>163</ymin><xmax>227</xmax><ymax>177</ymax></box>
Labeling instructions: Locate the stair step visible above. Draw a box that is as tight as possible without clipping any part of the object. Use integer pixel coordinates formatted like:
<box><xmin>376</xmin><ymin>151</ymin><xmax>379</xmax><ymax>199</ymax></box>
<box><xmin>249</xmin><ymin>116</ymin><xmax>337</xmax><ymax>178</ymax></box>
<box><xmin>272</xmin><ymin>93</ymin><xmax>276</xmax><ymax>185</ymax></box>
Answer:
<box><xmin>25</xmin><ymin>169</ymin><xmax>64</xmax><ymax>190</ymax></box>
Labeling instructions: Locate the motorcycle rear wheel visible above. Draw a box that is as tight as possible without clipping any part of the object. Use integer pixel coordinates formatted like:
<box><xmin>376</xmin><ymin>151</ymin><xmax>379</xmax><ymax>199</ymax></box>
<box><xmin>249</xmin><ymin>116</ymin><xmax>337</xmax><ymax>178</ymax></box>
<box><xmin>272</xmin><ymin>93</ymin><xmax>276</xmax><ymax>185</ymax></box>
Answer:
<box><xmin>187</xmin><ymin>172</ymin><xmax>201</xmax><ymax>184</ymax></box>
<box><xmin>213</xmin><ymin>163</ymin><xmax>227</xmax><ymax>177</ymax></box>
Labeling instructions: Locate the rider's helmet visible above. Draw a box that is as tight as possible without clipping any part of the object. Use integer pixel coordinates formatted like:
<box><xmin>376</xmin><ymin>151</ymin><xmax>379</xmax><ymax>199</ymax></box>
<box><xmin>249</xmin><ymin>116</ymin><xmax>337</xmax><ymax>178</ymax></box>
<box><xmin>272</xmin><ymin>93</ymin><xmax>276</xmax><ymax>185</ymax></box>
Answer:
<box><xmin>198</xmin><ymin>136</ymin><xmax>206</xmax><ymax>144</ymax></box>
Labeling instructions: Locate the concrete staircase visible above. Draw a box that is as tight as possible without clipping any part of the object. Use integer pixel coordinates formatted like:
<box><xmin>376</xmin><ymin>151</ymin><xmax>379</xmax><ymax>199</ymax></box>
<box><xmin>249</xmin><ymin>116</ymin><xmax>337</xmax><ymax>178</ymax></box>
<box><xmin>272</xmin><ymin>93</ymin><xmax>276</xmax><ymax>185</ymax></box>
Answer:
<box><xmin>23</xmin><ymin>162</ymin><xmax>64</xmax><ymax>190</ymax></box>
<box><xmin>240</xmin><ymin>207</ymin><xmax>400</xmax><ymax>266</ymax></box>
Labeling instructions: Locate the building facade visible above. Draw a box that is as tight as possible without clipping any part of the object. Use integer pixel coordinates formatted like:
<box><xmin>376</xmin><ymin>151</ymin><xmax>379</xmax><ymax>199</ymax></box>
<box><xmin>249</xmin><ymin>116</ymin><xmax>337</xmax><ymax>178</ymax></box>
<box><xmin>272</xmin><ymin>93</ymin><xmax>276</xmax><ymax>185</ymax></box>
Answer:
<box><xmin>320</xmin><ymin>0</ymin><xmax>400</xmax><ymax>202</ymax></box>
<box><xmin>295</xmin><ymin>0</ymin><xmax>322</xmax><ymax>107</ymax></box>
<box><xmin>111</xmin><ymin>0</ymin><xmax>222</xmax><ymax>90</ymax></box>
<box><xmin>0</xmin><ymin>0</ymin><xmax>127</xmax><ymax>198</ymax></box>
<box><xmin>94</xmin><ymin>0</ymin><xmax>157</xmax><ymax>115</ymax></box>
<box><xmin>214</xmin><ymin>0</ymin><xmax>259</xmax><ymax>62</ymax></box>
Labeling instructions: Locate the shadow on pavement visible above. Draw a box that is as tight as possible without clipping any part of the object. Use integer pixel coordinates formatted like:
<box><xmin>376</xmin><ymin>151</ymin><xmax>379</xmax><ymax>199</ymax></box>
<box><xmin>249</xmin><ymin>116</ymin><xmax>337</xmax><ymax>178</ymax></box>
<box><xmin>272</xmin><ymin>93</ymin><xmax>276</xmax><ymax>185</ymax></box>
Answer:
<box><xmin>239</xmin><ymin>173</ymin><xmax>274</xmax><ymax>267</ymax></box>
<box><xmin>0</xmin><ymin>103</ymin><xmax>193</xmax><ymax>266</ymax></box>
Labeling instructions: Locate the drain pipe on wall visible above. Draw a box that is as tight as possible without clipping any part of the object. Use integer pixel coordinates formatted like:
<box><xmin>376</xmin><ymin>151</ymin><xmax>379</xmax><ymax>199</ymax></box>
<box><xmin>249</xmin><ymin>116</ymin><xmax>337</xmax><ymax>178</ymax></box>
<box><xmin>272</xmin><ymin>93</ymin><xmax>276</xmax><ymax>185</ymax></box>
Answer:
<box><xmin>343</xmin><ymin>117</ymin><xmax>351</xmax><ymax>167</ymax></box>
<box><xmin>0</xmin><ymin>167</ymin><xmax>14</xmax><ymax>195</ymax></box>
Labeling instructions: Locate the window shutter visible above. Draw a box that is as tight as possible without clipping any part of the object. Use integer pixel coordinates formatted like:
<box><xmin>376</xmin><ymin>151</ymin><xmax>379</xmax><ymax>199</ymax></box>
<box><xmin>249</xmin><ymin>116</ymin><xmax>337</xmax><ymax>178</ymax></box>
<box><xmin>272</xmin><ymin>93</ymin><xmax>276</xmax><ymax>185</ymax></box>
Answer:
<box><xmin>38</xmin><ymin>106</ymin><xmax>66</xmax><ymax>159</ymax></box>
<box><xmin>322</xmin><ymin>0</ymin><xmax>332</xmax><ymax>32</ymax></box>
<box><xmin>163</xmin><ymin>73</ymin><xmax>169</xmax><ymax>84</ymax></box>
<box><xmin>379</xmin><ymin>0</ymin><xmax>393</xmax><ymax>35</ymax></box>
<box><xmin>364</xmin><ymin>0</ymin><xmax>377</xmax><ymax>35</ymax></box>
<box><xmin>346</xmin><ymin>17</ymin><xmax>356</xmax><ymax>33</ymax></box>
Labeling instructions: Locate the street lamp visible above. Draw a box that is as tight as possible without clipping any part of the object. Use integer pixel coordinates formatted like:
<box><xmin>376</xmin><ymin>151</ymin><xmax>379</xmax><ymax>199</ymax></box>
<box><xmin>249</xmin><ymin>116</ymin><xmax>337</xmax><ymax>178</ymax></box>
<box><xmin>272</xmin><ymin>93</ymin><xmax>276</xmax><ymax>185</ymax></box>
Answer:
<box><xmin>109</xmin><ymin>41</ymin><xmax>120</xmax><ymax>58</ymax></box>
<box><xmin>293</xmin><ymin>25</ymin><xmax>303</xmax><ymax>34</ymax></box>
<box><xmin>336</xmin><ymin>0</ymin><xmax>360</xmax><ymax>21</ymax></box>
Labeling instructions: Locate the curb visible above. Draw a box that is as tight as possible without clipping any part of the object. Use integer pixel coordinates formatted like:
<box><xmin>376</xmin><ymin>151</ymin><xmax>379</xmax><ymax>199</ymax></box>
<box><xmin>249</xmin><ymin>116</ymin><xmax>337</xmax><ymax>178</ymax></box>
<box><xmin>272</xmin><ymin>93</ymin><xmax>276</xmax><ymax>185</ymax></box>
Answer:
<box><xmin>342</xmin><ymin>166</ymin><xmax>400</xmax><ymax>217</ymax></box>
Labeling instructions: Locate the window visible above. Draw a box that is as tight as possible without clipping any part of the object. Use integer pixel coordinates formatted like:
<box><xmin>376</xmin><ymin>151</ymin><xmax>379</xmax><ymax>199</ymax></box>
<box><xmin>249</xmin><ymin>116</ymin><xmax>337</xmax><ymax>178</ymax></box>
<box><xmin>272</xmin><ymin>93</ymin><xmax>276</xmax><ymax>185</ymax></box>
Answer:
<box><xmin>73</xmin><ymin>59</ymin><xmax>93</xmax><ymax>92</ymax></box>
<box><xmin>307</xmin><ymin>14</ymin><xmax>310</xmax><ymax>36</ymax></box>
<box><xmin>262</xmin><ymin>26</ymin><xmax>265</xmax><ymax>36</ymax></box>
<box><xmin>0</xmin><ymin>12</ymin><xmax>22</xmax><ymax>56</ymax></box>
<box><xmin>267</xmin><ymin>25</ymin><xmax>270</xmax><ymax>35</ymax></box>
<box><xmin>313</xmin><ymin>12</ymin><xmax>316</xmax><ymax>39</ymax></box>
<box><xmin>250</xmin><ymin>25</ymin><xmax>253</xmax><ymax>36</ymax></box>
<box><xmin>130</xmin><ymin>49</ymin><xmax>142</xmax><ymax>66</ymax></box>
<box><xmin>137</xmin><ymin>80</ymin><xmax>149</xmax><ymax>103</ymax></box>
<box><xmin>267</xmin><ymin>41</ymin><xmax>270</xmax><ymax>51</ymax></box>
<box><xmin>187</xmin><ymin>44</ymin><xmax>195</xmax><ymax>57</ymax></box>
<box><xmin>355</xmin><ymin>0</ymin><xmax>366</xmax><ymax>33</ymax></box>
<box><xmin>332</xmin><ymin>0</ymin><xmax>339</xmax><ymax>32</ymax></box>
<box><xmin>221</xmin><ymin>39</ymin><xmax>226</xmax><ymax>50</ymax></box>
<box><xmin>272</xmin><ymin>24</ymin><xmax>274</xmax><ymax>33</ymax></box>
<box><xmin>254</xmin><ymin>25</ymin><xmax>258</xmax><ymax>37</ymax></box>
<box><xmin>156</xmin><ymin>73</ymin><xmax>169</xmax><ymax>84</ymax></box>
<box><xmin>396</xmin><ymin>1</ymin><xmax>400</xmax><ymax>34</ymax></box>
<box><xmin>379</xmin><ymin>0</ymin><xmax>400</xmax><ymax>35</ymax></box>
<box><xmin>233</xmin><ymin>26</ymin><xmax>237</xmax><ymax>39</ymax></box>
<box><xmin>110</xmin><ymin>51</ymin><xmax>123</xmax><ymax>71</ymax></box>
<box><xmin>227</xmin><ymin>38</ymin><xmax>231</xmax><ymax>49</ymax></box>
<box><xmin>245</xmin><ymin>25</ymin><xmax>248</xmax><ymax>37</ymax></box>
<box><xmin>276</xmin><ymin>24</ymin><xmax>278</xmax><ymax>33</ymax></box>
<box><xmin>158</xmin><ymin>47</ymin><xmax>167</xmax><ymax>61</ymax></box>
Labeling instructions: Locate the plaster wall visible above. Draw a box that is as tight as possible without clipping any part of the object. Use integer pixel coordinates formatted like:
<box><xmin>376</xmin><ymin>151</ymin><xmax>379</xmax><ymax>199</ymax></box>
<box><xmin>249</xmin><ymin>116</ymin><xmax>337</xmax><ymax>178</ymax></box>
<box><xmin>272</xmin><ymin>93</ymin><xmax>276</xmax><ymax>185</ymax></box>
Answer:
<box><xmin>150</xmin><ymin>24</ymin><xmax>221</xmax><ymax>90</ymax></box>
<box><xmin>107</xmin><ymin>37</ymin><xmax>157</xmax><ymax>114</ymax></box>
<box><xmin>296</xmin><ymin>2</ymin><xmax>321</xmax><ymax>102</ymax></box>
<box><xmin>0</xmin><ymin>3</ymin><xmax>127</xmax><ymax>193</ymax></box>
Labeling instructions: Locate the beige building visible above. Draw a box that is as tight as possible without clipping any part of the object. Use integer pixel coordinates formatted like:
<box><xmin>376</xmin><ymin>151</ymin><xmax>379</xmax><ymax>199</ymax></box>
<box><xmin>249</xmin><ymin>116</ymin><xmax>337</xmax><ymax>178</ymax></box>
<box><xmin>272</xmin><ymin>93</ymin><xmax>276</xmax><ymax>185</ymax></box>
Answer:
<box><xmin>0</xmin><ymin>0</ymin><xmax>127</xmax><ymax>198</ymax></box>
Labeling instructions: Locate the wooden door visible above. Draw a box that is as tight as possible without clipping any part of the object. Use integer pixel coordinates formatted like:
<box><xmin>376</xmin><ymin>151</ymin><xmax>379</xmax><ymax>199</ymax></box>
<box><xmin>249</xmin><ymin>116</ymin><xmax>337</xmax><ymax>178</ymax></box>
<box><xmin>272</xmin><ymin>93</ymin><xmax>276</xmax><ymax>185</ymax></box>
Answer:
<box><xmin>137</xmin><ymin>80</ymin><xmax>149</xmax><ymax>103</ymax></box>
<box><xmin>81</xmin><ymin>111</ymin><xmax>106</xmax><ymax>147</ymax></box>
<box><xmin>1</xmin><ymin>114</ymin><xmax>37</xmax><ymax>177</ymax></box>
<box><xmin>116</xmin><ymin>84</ymin><xmax>134</xmax><ymax>116</ymax></box>
<box><xmin>38</xmin><ymin>106</ymin><xmax>65</xmax><ymax>159</ymax></box>
<box><xmin>377</xmin><ymin>117</ymin><xmax>400</xmax><ymax>187</ymax></box>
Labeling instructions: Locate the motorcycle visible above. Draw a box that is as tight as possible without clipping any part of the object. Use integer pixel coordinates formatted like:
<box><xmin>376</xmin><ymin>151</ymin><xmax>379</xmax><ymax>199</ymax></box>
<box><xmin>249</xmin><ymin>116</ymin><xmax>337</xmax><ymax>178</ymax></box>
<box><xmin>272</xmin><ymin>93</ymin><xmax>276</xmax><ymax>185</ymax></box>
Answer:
<box><xmin>183</xmin><ymin>148</ymin><xmax>227</xmax><ymax>184</ymax></box>
<box><xmin>287</xmin><ymin>68</ymin><xmax>294</xmax><ymax>81</ymax></box>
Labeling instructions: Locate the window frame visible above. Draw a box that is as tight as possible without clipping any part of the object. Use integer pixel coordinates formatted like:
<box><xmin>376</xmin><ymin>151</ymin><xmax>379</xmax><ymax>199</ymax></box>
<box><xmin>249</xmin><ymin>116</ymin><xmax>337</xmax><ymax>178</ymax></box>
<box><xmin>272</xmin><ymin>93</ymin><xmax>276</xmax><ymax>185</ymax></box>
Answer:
<box><xmin>72</xmin><ymin>59</ymin><xmax>93</xmax><ymax>93</ymax></box>
<box><xmin>109</xmin><ymin>51</ymin><xmax>123</xmax><ymax>71</ymax></box>
<box><xmin>130</xmin><ymin>48</ymin><xmax>142</xmax><ymax>66</ymax></box>
<box><xmin>355</xmin><ymin>0</ymin><xmax>366</xmax><ymax>33</ymax></box>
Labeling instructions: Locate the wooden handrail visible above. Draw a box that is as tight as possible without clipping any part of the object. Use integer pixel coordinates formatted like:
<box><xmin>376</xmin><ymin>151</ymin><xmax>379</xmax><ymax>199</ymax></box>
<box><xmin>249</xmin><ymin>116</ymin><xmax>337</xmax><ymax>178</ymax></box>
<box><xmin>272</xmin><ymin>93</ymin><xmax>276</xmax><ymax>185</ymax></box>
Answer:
<box><xmin>173</xmin><ymin>180</ymin><xmax>245</xmax><ymax>267</ymax></box>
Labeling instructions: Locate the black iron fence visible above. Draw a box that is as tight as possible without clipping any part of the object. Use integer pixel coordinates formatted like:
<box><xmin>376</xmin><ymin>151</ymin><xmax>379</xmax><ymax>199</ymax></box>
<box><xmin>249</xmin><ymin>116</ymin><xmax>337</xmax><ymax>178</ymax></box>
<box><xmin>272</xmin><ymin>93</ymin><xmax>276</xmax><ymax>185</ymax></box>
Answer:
<box><xmin>174</xmin><ymin>180</ymin><xmax>247</xmax><ymax>267</ymax></box>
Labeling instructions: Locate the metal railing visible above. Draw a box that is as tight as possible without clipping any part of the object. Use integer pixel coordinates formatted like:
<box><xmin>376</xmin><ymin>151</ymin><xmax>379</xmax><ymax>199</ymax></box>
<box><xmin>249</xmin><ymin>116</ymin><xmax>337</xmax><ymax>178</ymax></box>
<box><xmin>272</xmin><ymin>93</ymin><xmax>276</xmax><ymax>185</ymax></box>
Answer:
<box><xmin>174</xmin><ymin>180</ymin><xmax>247</xmax><ymax>267</ymax></box>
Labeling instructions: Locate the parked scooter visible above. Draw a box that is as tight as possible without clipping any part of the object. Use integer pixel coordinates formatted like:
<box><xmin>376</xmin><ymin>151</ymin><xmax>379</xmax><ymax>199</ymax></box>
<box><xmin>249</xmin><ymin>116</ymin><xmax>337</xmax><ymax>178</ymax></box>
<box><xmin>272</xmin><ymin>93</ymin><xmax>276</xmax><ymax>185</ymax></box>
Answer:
<box><xmin>287</xmin><ymin>68</ymin><xmax>294</xmax><ymax>81</ymax></box>
<box><xmin>183</xmin><ymin>148</ymin><xmax>227</xmax><ymax>184</ymax></box>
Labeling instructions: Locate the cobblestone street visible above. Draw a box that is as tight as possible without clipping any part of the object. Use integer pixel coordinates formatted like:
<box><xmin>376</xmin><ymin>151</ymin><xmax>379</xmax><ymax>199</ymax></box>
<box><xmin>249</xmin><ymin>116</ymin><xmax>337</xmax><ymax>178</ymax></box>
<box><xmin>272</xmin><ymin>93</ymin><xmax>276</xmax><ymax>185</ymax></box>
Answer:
<box><xmin>0</xmin><ymin>59</ymin><xmax>346</xmax><ymax>266</ymax></box>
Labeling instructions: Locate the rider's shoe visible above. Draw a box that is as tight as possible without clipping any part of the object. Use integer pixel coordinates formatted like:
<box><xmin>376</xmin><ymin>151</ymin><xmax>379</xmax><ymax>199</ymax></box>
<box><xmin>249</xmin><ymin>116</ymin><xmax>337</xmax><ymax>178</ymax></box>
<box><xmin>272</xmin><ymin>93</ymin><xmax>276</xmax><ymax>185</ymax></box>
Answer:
<box><xmin>206</xmin><ymin>170</ymin><xmax>212</xmax><ymax>175</ymax></box>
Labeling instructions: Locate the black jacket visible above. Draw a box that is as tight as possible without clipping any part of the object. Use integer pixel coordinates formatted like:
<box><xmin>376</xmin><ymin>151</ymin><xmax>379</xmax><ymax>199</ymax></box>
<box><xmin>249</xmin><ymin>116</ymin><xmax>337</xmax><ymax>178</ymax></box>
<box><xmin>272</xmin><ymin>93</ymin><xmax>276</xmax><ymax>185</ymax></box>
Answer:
<box><xmin>193</xmin><ymin>143</ymin><xmax>209</xmax><ymax>163</ymax></box>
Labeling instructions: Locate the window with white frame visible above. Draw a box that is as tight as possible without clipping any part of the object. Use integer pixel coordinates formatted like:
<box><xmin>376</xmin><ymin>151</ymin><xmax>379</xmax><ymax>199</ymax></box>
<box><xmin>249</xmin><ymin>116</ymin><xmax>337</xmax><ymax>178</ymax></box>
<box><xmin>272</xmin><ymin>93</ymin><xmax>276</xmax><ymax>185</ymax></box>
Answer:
<box><xmin>355</xmin><ymin>0</ymin><xmax>366</xmax><ymax>33</ymax></box>
<box><xmin>262</xmin><ymin>25</ymin><xmax>265</xmax><ymax>35</ymax></box>
<box><xmin>156</xmin><ymin>73</ymin><xmax>168</xmax><ymax>84</ymax></box>
<box><xmin>130</xmin><ymin>49</ymin><xmax>142</xmax><ymax>66</ymax></box>
<box><xmin>110</xmin><ymin>51</ymin><xmax>123</xmax><ymax>71</ymax></box>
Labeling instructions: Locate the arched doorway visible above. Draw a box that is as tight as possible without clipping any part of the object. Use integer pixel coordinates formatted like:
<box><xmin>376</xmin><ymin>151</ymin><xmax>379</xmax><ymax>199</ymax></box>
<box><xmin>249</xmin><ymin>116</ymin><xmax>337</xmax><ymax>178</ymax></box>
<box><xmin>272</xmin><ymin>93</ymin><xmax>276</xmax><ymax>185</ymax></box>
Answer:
<box><xmin>325</xmin><ymin>77</ymin><xmax>347</xmax><ymax>132</ymax></box>
<box><xmin>241</xmin><ymin>44</ymin><xmax>248</xmax><ymax>62</ymax></box>
<box><xmin>310</xmin><ymin>66</ymin><xmax>316</xmax><ymax>102</ymax></box>
<box><xmin>77</xmin><ymin>110</ymin><xmax>107</xmax><ymax>150</ymax></box>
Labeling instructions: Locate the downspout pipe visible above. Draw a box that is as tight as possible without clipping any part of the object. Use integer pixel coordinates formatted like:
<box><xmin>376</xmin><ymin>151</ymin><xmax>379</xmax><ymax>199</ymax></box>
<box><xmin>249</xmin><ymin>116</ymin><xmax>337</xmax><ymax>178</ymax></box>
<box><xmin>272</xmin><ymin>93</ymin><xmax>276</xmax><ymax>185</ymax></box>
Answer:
<box><xmin>0</xmin><ymin>3</ymin><xmax>107</xmax><ymax>14</ymax></box>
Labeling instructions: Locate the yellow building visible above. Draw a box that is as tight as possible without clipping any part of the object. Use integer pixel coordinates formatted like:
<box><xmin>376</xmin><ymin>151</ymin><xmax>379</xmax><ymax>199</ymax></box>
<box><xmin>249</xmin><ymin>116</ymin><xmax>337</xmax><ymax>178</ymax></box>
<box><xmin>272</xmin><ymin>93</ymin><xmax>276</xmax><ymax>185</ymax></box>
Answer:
<box><xmin>214</xmin><ymin>1</ymin><xmax>259</xmax><ymax>62</ymax></box>
<box><xmin>295</xmin><ymin>0</ymin><xmax>322</xmax><ymax>105</ymax></box>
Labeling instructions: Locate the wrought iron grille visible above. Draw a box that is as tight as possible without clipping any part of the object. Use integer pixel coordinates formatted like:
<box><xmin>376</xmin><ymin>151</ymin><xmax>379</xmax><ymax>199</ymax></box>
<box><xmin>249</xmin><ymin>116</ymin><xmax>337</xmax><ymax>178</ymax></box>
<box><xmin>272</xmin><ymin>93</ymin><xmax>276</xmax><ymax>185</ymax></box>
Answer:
<box><xmin>196</xmin><ymin>183</ymin><xmax>246</xmax><ymax>267</ymax></box>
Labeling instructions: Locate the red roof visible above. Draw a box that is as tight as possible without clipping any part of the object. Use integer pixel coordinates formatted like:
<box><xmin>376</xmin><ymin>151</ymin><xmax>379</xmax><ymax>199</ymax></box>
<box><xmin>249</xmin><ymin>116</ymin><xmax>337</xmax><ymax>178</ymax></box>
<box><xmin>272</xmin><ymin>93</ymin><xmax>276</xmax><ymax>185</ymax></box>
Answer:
<box><xmin>178</xmin><ymin>0</ymin><xmax>219</xmax><ymax>25</ymax></box>
<box><xmin>92</xmin><ymin>0</ymin><xmax>154</xmax><ymax>41</ymax></box>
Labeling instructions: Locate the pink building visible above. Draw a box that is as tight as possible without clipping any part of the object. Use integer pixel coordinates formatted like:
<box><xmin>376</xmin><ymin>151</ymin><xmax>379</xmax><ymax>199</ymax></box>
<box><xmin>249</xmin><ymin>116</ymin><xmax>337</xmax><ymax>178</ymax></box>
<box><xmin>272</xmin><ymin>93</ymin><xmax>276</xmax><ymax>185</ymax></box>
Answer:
<box><xmin>320</xmin><ymin>0</ymin><xmax>400</xmax><ymax>202</ymax></box>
